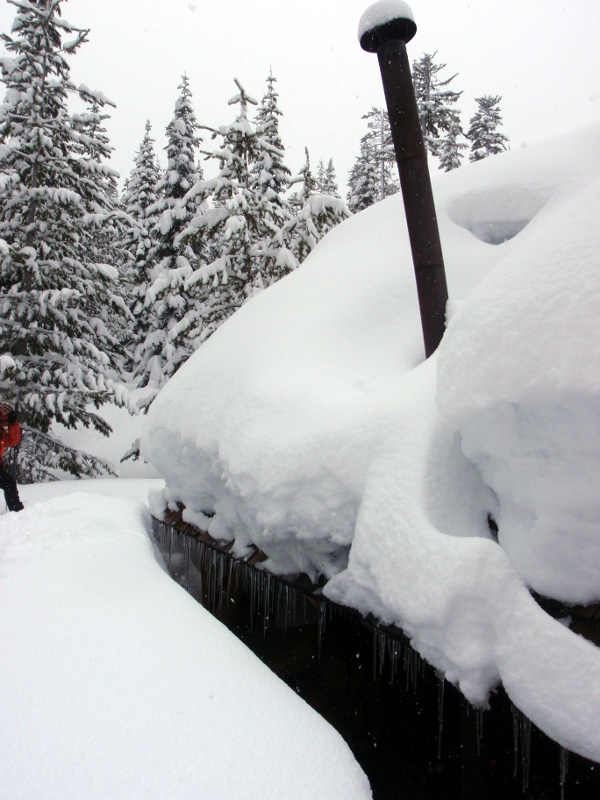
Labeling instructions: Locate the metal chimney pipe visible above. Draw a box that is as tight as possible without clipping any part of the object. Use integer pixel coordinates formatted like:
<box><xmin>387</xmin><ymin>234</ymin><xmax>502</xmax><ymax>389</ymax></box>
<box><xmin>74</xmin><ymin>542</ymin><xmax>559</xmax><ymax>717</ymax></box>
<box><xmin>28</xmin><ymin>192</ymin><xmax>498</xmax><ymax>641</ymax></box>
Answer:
<box><xmin>359</xmin><ymin>1</ymin><xmax>449</xmax><ymax>358</ymax></box>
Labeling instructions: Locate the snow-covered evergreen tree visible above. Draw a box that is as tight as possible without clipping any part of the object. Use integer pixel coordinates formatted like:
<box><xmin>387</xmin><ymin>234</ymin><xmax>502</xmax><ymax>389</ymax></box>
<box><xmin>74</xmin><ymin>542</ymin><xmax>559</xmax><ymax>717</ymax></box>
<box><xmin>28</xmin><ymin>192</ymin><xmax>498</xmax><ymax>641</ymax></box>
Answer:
<box><xmin>467</xmin><ymin>95</ymin><xmax>509</xmax><ymax>162</ymax></box>
<box><xmin>412</xmin><ymin>53</ymin><xmax>463</xmax><ymax>160</ymax></box>
<box><xmin>122</xmin><ymin>121</ymin><xmax>162</xmax><ymax>232</ymax></box>
<box><xmin>0</xmin><ymin>0</ymin><xmax>128</xmax><ymax>481</ymax></box>
<box><xmin>315</xmin><ymin>158</ymin><xmax>339</xmax><ymax>197</ymax></box>
<box><xmin>359</xmin><ymin>108</ymin><xmax>399</xmax><ymax>200</ymax></box>
<box><xmin>286</xmin><ymin>149</ymin><xmax>351</xmax><ymax>264</ymax></box>
<box><xmin>251</xmin><ymin>71</ymin><xmax>292</xmax><ymax>218</ymax></box>
<box><xmin>73</xmin><ymin>99</ymin><xmax>131</xmax><ymax>342</ymax></box>
<box><xmin>346</xmin><ymin>145</ymin><xmax>380</xmax><ymax>212</ymax></box>
<box><xmin>180</xmin><ymin>78</ymin><xmax>296</xmax><ymax>343</ymax></box>
<box><xmin>316</xmin><ymin>160</ymin><xmax>326</xmax><ymax>194</ymax></box>
<box><xmin>250</xmin><ymin>70</ymin><xmax>296</xmax><ymax>283</ymax></box>
<box><xmin>133</xmin><ymin>76</ymin><xmax>203</xmax><ymax>411</ymax></box>
<box><xmin>438</xmin><ymin>109</ymin><xmax>468</xmax><ymax>172</ymax></box>
<box><xmin>288</xmin><ymin>145</ymin><xmax>317</xmax><ymax>214</ymax></box>
<box><xmin>322</xmin><ymin>159</ymin><xmax>340</xmax><ymax>197</ymax></box>
<box><xmin>120</xmin><ymin>120</ymin><xmax>162</xmax><ymax>371</ymax></box>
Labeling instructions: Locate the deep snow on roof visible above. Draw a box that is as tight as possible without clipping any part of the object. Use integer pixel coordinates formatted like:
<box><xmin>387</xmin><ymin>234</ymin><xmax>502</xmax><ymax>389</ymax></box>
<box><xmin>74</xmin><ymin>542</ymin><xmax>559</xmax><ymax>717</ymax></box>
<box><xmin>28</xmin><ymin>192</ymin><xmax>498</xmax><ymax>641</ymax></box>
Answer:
<box><xmin>143</xmin><ymin>123</ymin><xmax>600</xmax><ymax>761</ymax></box>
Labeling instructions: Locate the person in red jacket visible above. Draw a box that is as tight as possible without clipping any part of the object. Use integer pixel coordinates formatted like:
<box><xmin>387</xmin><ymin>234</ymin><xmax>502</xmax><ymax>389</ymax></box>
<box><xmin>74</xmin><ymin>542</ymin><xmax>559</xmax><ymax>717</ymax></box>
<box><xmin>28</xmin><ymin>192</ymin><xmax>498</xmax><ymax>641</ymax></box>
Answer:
<box><xmin>0</xmin><ymin>402</ymin><xmax>24</xmax><ymax>512</ymax></box>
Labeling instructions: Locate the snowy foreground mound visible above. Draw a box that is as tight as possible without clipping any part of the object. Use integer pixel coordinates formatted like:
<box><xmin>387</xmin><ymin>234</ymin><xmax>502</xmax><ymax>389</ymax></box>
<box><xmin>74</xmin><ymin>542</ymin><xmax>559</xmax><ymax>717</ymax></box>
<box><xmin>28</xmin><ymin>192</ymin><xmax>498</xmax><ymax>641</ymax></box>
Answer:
<box><xmin>143</xmin><ymin>124</ymin><xmax>600</xmax><ymax>761</ymax></box>
<box><xmin>0</xmin><ymin>481</ymin><xmax>371</xmax><ymax>800</ymax></box>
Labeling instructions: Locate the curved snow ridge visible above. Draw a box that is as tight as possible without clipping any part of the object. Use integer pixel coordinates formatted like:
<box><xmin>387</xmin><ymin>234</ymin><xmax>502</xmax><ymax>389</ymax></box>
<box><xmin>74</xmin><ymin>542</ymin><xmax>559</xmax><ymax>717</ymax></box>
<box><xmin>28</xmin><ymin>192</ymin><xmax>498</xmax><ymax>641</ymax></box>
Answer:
<box><xmin>459</xmin><ymin>397</ymin><xmax>600</xmax><ymax>604</ymax></box>
<box><xmin>325</xmin><ymin>369</ymin><xmax>600</xmax><ymax>762</ymax></box>
<box><xmin>438</xmin><ymin>122</ymin><xmax>600</xmax><ymax>245</ymax></box>
<box><xmin>438</xmin><ymin>171</ymin><xmax>600</xmax><ymax>431</ymax></box>
<box><xmin>436</xmin><ymin>168</ymin><xmax>600</xmax><ymax>606</ymax></box>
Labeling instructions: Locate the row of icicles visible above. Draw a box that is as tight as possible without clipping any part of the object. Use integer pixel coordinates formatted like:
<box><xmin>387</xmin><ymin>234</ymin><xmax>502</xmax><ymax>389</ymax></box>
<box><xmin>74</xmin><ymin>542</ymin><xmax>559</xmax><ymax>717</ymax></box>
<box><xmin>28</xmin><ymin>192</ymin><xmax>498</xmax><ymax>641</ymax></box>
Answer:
<box><xmin>154</xmin><ymin>517</ymin><xmax>571</xmax><ymax>798</ymax></box>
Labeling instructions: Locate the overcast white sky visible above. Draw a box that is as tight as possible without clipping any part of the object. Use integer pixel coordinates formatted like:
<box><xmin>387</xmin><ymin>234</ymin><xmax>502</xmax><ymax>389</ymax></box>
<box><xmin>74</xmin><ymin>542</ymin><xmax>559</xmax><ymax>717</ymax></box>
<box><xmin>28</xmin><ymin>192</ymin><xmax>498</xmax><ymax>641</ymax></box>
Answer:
<box><xmin>1</xmin><ymin>0</ymin><xmax>599</xmax><ymax>192</ymax></box>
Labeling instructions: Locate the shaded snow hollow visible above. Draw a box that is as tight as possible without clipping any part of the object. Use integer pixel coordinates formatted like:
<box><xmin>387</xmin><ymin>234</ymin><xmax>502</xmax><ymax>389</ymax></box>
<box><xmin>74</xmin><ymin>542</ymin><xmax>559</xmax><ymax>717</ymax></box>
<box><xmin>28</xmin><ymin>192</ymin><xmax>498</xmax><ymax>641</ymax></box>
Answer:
<box><xmin>0</xmin><ymin>481</ymin><xmax>371</xmax><ymax>800</ymax></box>
<box><xmin>142</xmin><ymin>123</ymin><xmax>600</xmax><ymax>762</ymax></box>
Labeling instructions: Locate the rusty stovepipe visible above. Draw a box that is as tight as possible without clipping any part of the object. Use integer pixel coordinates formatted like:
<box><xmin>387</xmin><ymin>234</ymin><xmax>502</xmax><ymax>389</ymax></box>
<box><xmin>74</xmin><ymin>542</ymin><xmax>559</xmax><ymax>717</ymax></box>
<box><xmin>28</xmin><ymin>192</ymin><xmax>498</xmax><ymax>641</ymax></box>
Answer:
<box><xmin>359</xmin><ymin>1</ymin><xmax>449</xmax><ymax>358</ymax></box>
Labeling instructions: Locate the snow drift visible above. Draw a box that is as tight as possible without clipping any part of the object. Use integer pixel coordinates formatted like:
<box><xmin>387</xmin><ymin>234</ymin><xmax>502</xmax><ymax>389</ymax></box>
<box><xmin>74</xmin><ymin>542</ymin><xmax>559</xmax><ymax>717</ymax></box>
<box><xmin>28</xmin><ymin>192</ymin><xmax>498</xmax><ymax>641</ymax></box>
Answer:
<box><xmin>142</xmin><ymin>123</ymin><xmax>600</xmax><ymax>761</ymax></box>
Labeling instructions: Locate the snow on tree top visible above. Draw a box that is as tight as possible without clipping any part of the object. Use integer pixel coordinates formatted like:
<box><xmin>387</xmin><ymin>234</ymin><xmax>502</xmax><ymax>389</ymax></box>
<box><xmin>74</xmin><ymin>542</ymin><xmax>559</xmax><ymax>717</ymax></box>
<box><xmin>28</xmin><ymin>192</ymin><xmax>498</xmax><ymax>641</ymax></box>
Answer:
<box><xmin>228</xmin><ymin>78</ymin><xmax>258</xmax><ymax>109</ymax></box>
<box><xmin>77</xmin><ymin>84</ymin><xmax>115</xmax><ymax>107</ymax></box>
<box><xmin>358</xmin><ymin>0</ymin><xmax>415</xmax><ymax>41</ymax></box>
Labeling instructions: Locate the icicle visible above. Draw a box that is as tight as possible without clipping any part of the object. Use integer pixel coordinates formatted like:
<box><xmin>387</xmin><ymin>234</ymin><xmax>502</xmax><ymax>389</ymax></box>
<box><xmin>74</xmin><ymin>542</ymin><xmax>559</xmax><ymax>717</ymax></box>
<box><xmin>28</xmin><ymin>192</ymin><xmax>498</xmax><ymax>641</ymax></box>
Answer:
<box><xmin>182</xmin><ymin>535</ymin><xmax>191</xmax><ymax>590</ymax></box>
<box><xmin>253</xmin><ymin>569</ymin><xmax>258</xmax><ymax>615</ymax></box>
<box><xmin>249</xmin><ymin>568</ymin><xmax>258</xmax><ymax>632</ymax></box>
<box><xmin>371</xmin><ymin>630</ymin><xmax>378</xmax><ymax>681</ymax></box>
<box><xmin>232</xmin><ymin>559</ymin><xmax>241</xmax><ymax>593</ymax></box>
<box><xmin>212</xmin><ymin>550</ymin><xmax>218</xmax><ymax>606</ymax></box>
<box><xmin>167</xmin><ymin>525</ymin><xmax>174</xmax><ymax>570</ymax></box>
<box><xmin>475</xmin><ymin>707</ymin><xmax>484</xmax><ymax>758</ymax></box>
<box><xmin>404</xmin><ymin>646</ymin><xmax>419</xmax><ymax>692</ymax></box>
<box><xmin>373</xmin><ymin>630</ymin><xmax>381</xmax><ymax>679</ymax></box>
<box><xmin>289</xmin><ymin>584</ymin><xmax>297</xmax><ymax>627</ymax></box>
<box><xmin>282</xmin><ymin>584</ymin><xmax>290</xmax><ymax>630</ymax></box>
<box><xmin>511</xmin><ymin>704</ymin><xmax>519</xmax><ymax>778</ymax></box>
<box><xmin>262</xmin><ymin>572</ymin><xmax>272</xmax><ymax>637</ymax></box>
<box><xmin>205</xmin><ymin>549</ymin><xmax>212</xmax><ymax>610</ymax></box>
<box><xmin>317</xmin><ymin>602</ymin><xmax>327</xmax><ymax>658</ymax></box>
<box><xmin>226</xmin><ymin>554</ymin><xmax>232</xmax><ymax>610</ymax></box>
<box><xmin>194</xmin><ymin>540</ymin><xmax>203</xmax><ymax>600</ymax></box>
<box><xmin>199</xmin><ymin>545</ymin><xmax>206</xmax><ymax>593</ymax></box>
<box><xmin>437</xmin><ymin>676</ymin><xmax>444</xmax><ymax>760</ymax></box>
<box><xmin>273</xmin><ymin>583</ymin><xmax>282</xmax><ymax>628</ymax></box>
<box><xmin>559</xmin><ymin>746</ymin><xmax>569</xmax><ymax>800</ymax></box>
<box><xmin>413</xmin><ymin>648</ymin><xmax>419</xmax><ymax>690</ymax></box>
<box><xmin>520</xmin><ymin>714</ymin><xmax>531</xmax><ymax>792</ymax></box>
<box><xmin>388</xmin><ymin>639</ymin><xmax>400</xmax><ymax>686</ymax></box>
<box><xmin>213</xmin><ymin>550</ymin><xmax>220</xmax><ymax>613</ymax></box>
<box><xmin>216</xmin><ymin>550</ymin><xmax>226</xmax><ymax>615</ymax></box>
<box><xmin>378</xmin><ymin>630</ymin><xmax>386</xmax><ymax>678</ymax></box>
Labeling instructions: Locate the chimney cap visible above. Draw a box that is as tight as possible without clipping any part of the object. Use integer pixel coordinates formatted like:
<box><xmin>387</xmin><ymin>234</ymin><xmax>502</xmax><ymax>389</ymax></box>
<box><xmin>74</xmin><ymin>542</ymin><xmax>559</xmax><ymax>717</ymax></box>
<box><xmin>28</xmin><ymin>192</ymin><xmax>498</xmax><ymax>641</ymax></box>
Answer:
<box><xmin>358</xmin><ymin>1</ymin><xmax>416</xmax><ymax>52</ymax></box>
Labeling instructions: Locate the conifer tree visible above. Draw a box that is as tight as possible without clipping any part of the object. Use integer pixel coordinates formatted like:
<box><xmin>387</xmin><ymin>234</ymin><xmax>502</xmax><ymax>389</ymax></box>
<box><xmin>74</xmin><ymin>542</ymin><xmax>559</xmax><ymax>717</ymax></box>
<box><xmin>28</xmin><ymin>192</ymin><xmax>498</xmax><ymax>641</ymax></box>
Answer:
<box><xmin>359</xmin><ymin>108</ymin><xmax>398</xmax><ymax>199</ymax></box>
<box><xmin>322</xmin><ymin>159</ymin><xmax>340</xmax><ymax>197</ymax></box>
<box><xmin>0</xmin><ymin>0</ymin><xmax>128</xmax><ymax>481</ymax></box>
<box><xmin>316</xmin><ymin>160</ymin><xmax>326</xmax><ymax>194</ymax></box>
<box><xmin>73</xmin><ymin>99</ymin><xmax>131</xmax><ymax>343</ymax></box>
<box><xmin>250</xmin><ymin>70</ymin><xmax>295</xmax><ymax>283</ymax></box>
<box><xmin>287</xmin><ymin>145</ymin><xmax>317</xmax><ymax>214</ymax></box>
<box><xmin>286</xmin><ymin>149</ymin><xmax>351</xmax><ymax>264</ymax></box>
<box><xmin>438</xmin><ymin>109</ymin><xmax>468</xmax><ymax>172</ymax></box>
<box><xmin>347</xmin><ymin>145</ymin><xmax>380</xmax><ymax>212</ymax></box>
<box><xmin>467</xmin><ymin>95</ymin><xmax>509</xmax><ymax>162</ymax></box>
<box><xmin>120</xmin><ymin>120</ymin><xmax>162</xmax><ymax>371</ymax></box>
<box><xmin>315</xmin><ymin>158</ymin><xmax>339</xmax><ymax>197</ymax></box>
<box><xmin>252</xmin><ymin>72</ymin><xmax>292</xmax><ymax>214</ymax></box>
<box><xmin>134</xmin><ymin>76</ymin><xmax>203</xmax><ymax>411</ymax></box>
<box><xmin>412</xmin><ymin>53</ymin><xmax>463</xmax><ymax>160</ymax></box>
<box><xmin>180</xmin><ymin>78</ymin><xmax>296</xmax><ymax>343</ymax></box>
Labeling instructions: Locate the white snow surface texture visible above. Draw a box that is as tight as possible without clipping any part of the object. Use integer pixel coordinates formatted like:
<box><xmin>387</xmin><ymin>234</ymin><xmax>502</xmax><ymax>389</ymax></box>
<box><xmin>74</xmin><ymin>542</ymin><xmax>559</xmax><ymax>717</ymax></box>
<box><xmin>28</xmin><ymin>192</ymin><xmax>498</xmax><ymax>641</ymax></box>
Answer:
<box><xmin>358</xmin><ymin>1</ymin><xmax>416</xmax><ymax>40</ymax></box>
<box><xmin>0</xmin><ymin>480</ymin><xmax>371</xmax><ymax>800</ymax></box>
<box><xmin>142</xmin><ymin>123</ymin><xmax>600</xmax><ymax>762</ymax></box>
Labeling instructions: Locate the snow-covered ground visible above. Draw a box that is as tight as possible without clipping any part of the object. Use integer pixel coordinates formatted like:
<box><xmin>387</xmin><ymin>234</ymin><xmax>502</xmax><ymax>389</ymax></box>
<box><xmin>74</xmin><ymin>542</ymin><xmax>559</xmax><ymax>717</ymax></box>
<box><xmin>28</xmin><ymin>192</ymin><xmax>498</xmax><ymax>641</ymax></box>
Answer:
<box><xmin>0</xmin><ymin>479</ymin><xmax>371</xmax><ymax>800</ymax></box>
<box><xmin>142</xmin><ymin>123</ymin><xmax>600</xmax><ymax>762</ymax></box>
